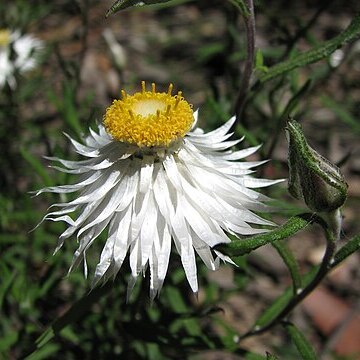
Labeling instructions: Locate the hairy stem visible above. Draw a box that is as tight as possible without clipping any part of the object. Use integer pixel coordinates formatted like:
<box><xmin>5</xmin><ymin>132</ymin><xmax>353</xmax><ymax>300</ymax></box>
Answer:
<box><xmin>234</xmin><ymin>0</ymin><xmax>256</xmax><ymax>123</ymax></box>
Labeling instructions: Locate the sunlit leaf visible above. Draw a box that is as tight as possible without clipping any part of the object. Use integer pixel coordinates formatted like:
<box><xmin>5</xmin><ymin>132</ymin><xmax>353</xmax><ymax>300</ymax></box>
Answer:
<box><xmin>332</xmin><ymin>234</ymin><xmax>360</xmax><ymax>267</ymax></box>
<box><xmin>272</xmin><ymin>240</ymin><xmax>302</xmax><ymax>293</ymax></box>
<box><xmin>284</xmin><ymin>322</ymin><xmax>317</xmax><ymax>360</ymax></box>
<box><xmin>217</xmin><ymin>213</ymin><xmax>315</xmax><ymax>257</ymax></box>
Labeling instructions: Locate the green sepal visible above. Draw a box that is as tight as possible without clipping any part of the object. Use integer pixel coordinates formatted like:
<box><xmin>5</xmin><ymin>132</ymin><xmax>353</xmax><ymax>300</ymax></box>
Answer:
<box><xmin>286</xmin><ymin>119</ymin><xmax>348</xmax><ymax>212</ymax></box>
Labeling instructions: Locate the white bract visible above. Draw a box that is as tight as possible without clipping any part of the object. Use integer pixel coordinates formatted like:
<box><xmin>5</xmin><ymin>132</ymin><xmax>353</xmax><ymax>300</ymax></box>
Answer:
<box><xmin>35</xmin><ymin>82</ymin><xmax>281</xmax><ymax>299</ymax></box>
<box><xmin>0</xmin><ymin>29</ymin><xmax>43</xmax><ymax>89</ymax></box>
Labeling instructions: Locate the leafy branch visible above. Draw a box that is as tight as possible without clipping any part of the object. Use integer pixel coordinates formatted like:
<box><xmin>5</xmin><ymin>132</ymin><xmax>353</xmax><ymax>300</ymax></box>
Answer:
<box><xmin>258</xmin><ymin>12</ymin><xmax>360</xmax><ymax>83</ymax></box>
<box><xmin>217</xmin><ymin>213</ymin><xmax>360</xmax><ymax>342</ymax></box>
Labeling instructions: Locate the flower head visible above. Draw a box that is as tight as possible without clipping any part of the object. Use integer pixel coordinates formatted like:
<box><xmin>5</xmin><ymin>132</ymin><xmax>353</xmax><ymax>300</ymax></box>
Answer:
<box><xmin>0</xmin><ymin>29</ymin><xmax>43</xmax><ymax>89</ymax></box>
<box><xmin>36</xmin><ymin>82</ymin><xmax>281</xmax><ymax>299</ymax></box>
<box><xmin>286</xmin><ymin>119</ymin><xmax>347</xmax><ymax>213</ymax></box>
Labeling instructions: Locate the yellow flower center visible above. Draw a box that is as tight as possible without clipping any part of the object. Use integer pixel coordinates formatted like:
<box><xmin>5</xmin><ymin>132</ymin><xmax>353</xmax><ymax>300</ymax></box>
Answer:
<box><xmin>103</xmin><ymin>81</ymin><xmax>194</xmax><ymax>148</ymax></box>
<box><xmin>0</xmin><ymin>29</ymin><xmax>11</xmax><ymax>47</ymax></box>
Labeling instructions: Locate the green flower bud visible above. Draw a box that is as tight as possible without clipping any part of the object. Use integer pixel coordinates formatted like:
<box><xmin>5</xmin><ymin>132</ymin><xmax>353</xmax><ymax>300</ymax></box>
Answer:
<box><xmin>286</xmin><ymin>119</ymin><xmax>348</xmax><ymax>213</ymax></box>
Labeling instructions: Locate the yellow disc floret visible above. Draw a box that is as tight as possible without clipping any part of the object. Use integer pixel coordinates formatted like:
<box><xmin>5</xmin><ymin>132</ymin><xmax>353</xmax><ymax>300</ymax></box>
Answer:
<box><xmin>0</xmin><ymin>29</ymin><xmax>11</xmax><ymax>47</ymax></box>
<box><xmin>103</xmin><ymin>81</ymin><xmax>194</xmax><ymax>148</ymax></box>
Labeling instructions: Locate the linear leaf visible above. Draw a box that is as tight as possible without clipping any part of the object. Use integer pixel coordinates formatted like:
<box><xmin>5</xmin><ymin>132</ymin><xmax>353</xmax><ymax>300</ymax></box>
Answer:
<box><xmin>272</xmin><ymin>240</ymin><xmax>302</xmax><ymax>293</ymax></box>
<box><xmin>20</xmin><ymin>148</ymin><xmax>53</xmax><ymax>187</ymax></box>
<box><xmin>259</xmin><ymin>13</ymin><xmax>360</xmax><ymax>83</ymax></box>
<box><xmin>332</xmin><ymin>234</ymin><xmax>360</xmax><ymax>268</ymax></box>
<box><xmin>228</xmin><ymin>0</ymin><xmax>250</xmax><ymax>17</ymax></box>
<box><xmin>284</xmin><ymin>322</ymin><xmax>317</xmax><ymax>360</ymax></box>
<box><xmin>254</xmin><ymin>267</ymin><xmax>317</xmax><ymax>328</ymax></box>
<box><xmin>25</xmin><ymin>282</ymin><xmax>113</xmax><ymax>359</ymax></box>
<box><xmin>253</xmin><ymin>235</ymin><xmax>359</xmax><ymax>330</ymax></box>
<box><xmin>321</xmin><ymin>95</ymin><xmax>360</xmax><ymax>134</ymax></box>
<box><xmin>217</xmin><ymin>213</ymin><xmax>314</xmax><ymax>256</ymax></box>
<box><xmin>107</xmin><ymin>0</ymin><xmax>171</xmax><ymax>16</ymax></box>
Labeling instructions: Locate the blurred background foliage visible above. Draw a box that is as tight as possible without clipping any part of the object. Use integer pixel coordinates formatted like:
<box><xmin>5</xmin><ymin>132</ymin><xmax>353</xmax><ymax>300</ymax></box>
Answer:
<box><xmin>0</xmin><ymin>0</ymin><xmax>359</xmax><ymax>359</ymax></box>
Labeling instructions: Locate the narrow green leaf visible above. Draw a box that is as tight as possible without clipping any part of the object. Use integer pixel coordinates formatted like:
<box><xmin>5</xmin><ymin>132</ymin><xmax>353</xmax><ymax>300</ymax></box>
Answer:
<box><xmin>321</xmin><ymin>95</ymin><xmax>360</xmax><ymax>134</ymax></box>
<box><xmin>213</xmin><ymin>317</ymin><xmax>239</xmax><ymax>351</ymax></box>
<box><xmin>284</xmin><ymin>322</ymin><xmax>317</xmax><ymax>360</ymax></box>
<box><xmin>272</xmin><ymin>240</ymin><xmax>302</xmax><ymax>293</ymax></box>
<box><xmin>282</xmin><ymin>79</ymin><xmax>312</xmax><ymax>117</ymax></box>
<box><xmin>25</xmin><ymin>282</ymin><xmax>113</xmax><ymax>359</ymax></box>
<box><xmin>255</xmin><ymin>49</ymin><xmax>268</xmax><ymax>73</ymax></box>
<box><xmin>106</xmin><ymin>0</ymin><xmax>171</xmax><ymax>16</ymax></box>
<box><xmin>255</xmin><ymin>268</ymin><xmax>317</xmax><ymax>328</ymax></box>
<box><xmin>62</xmin><ymin>83</ymin><xmax>83</xmax><ymax>139</ymax></box>
<box><xmin>266</xmin><ymin>353</ymin><xmax>279</xmax><ymax>360</ymax></box>
<box><xmin>25</xmin><ymin>344</ymin><xmax>60</xmax><ymax>360</ymax></box>
<box><xmin>245</xmin><ymin>353</ymin><xmax>267</xmax><ymax>360</ymax></box>
<box><xmin>47</xmin><ymin>84</ymin><xmax>83</xmax><ymax>140</ymax></box>
<box><xmin>255</xmin><ymin>284</ymin><xmax>293</xmax><ymax>328</ymax></box>
<box><xmin>228</xmin><ymin>0</ymin><xmax>249</xmax><ymax>17</ymax></box>
<box><xmin>0</xmin><ymin>330</ymin><xmax>18</xmax><ymax>352</ymax></box>
<box><xmin>217</xmin><ymin>213</ymin><xmax>314</xmax><ymax>256</ymax></box>
<box><xmin>259</xmin><ymin>13</ymin><xmax>360</xmax><ymax>83</ymax></box>
<box><xmin>332</xmin><ymin>234</ymin><xmax>360</xmax><ymax>268</ymax></box>
<box><xmin>0</xmin><ymin>264</ymin><xmax>17</xmax><ymax>308</ymax></box>
<box><xmin>252</xmin><ymin>235</ymin><xmax>358</xmax><ymax>330</ymax></box>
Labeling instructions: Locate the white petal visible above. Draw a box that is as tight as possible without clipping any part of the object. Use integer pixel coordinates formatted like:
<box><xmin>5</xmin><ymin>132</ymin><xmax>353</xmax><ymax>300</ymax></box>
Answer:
<box><xmin>220</xmin><ymin>145</ymin><xmax>262</xmax><ymax>160</ymax></box>
<box><xmin>33</xmin><ymin>171</ymin><xmax>101</xmax><ymax>195</ymax></box>
<box><xmin>189</xmin><ymin>116</ymin><xmax>236</xmax><ymax>140</ymax></box>
<box><xmin>92</xmin><ymin>218</ymin><xmax>119</xmax><ymax>286</ymax></box>
<box><xmin>149</xmin><ymin>248</ymin><xmax>159</xmax><ymax>301</ymax></box>
<box><xmin>139</xmin><ymin>161</ymin><xmax>154</xmax><ymax>193</ymax></box>
<box><xmin>153</xmin><ymin>164</ymin><xmax>176</xmax><ymax>222</ymax></box>
<box><xmin>156</xmin><ymin>218</ymin><xmax>172</xmax><ymax>283</ymax></box>
<box><xmin>140</xmin><ymin>193</ymin><xmax>157</xmax><ymax>267</ymax></box>
<box><xmin>59</xmin><ymin>167</ymin><xmax>123</xmax><ymax>207</ymax></box>
<box><xmin>163</xmin><ymin>155</ymin><xmax>183</xmax><ymax>190</ymax></box>
<box><xmin>191</xmin><ymin>231</ymin><xmax>217</xmax><ymax>271</ymax></box>
<box><xmin>113</xmin><ymin>206</ymin><xmax>133</xmax><ymax>273</ymax></box>
<box><xmin>68</xmin><ymin>218</ymin><xmax>110</xmax><ymax>273</ymax></box>
<box><xmin>129</xmin><ymin>238</ymin><xmax>141</xmax><ymax>277</ymax></box>
<box><xmin>242</xmin><ymin>177</ymin><xmax>285</xmax><ymax>188</ymax></box>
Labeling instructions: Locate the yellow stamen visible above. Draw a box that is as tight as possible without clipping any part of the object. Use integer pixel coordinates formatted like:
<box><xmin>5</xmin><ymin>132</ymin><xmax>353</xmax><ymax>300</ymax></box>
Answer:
<box><xmin>167</xmin><ymin>83</ymin><xmax>173</xmax><ymax>96</ymax></box>
<box><xmin>103</xmin><ymin>82</ymin><xmax>194</xmax><ymax>148</ymax></box>
<box><xmin>0</xmin><ymin>29</ymin><xmax>11</xmax><ymax>47</ymax></box>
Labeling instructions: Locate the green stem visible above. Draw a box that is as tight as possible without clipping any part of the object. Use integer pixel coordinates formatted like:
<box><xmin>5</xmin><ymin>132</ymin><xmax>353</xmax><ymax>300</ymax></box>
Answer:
<box><xmin>234</xmin><ymin>0</ymin><xmax>256</xmax><ymax>122</ymax></box>
<box><xmin>240</xmin><ymin>219</ymin><xmax>337</xmax><ymax>340</ymax></box>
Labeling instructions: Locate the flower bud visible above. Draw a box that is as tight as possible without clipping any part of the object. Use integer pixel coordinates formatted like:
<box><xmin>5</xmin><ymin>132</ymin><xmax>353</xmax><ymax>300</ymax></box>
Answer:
<box><xmin>285</xmin><ymin>119</ymin><xmax>348</xmax><ymax>213</ymax></box>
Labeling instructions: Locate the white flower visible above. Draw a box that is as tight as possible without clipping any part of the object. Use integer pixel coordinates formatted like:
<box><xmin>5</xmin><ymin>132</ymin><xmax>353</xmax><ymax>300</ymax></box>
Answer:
<box><xmin>0</xmin><ymin>29</ymin><xmax>43</xmax><ymax>89</ymax></box>
<box><xmin>35</xmin><ymin>82</ymin><xmax>281</xmax><ymax>299</ymax></box>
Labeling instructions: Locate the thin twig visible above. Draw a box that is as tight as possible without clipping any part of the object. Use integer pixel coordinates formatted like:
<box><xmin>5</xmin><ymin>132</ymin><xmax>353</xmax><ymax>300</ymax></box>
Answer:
<box><xmin>234</xmin><ymin>0</ymin><xmax>256</xmax><ymax>123</ymax></box>
<box><xmin>76</xmin><ymin>0</ymin><xmax>90</xmax><ymax>88</ymax></box>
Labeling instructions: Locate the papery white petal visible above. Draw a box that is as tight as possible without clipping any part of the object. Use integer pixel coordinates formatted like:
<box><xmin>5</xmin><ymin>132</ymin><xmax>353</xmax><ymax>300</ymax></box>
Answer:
<box><xmin>112</xmin><ymin>206</ymin><xmax>132</xmax><ymax>273</ymax></box>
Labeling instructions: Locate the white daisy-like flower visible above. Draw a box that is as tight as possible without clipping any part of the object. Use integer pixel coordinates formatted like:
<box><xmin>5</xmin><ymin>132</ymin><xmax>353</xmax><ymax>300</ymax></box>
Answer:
<box><xmin>0</xmin><ymin>29</ymin><xmax>43</xmax><ymax>89</ymax></box>
<box><xmin>35</xmin><ymin>82</ymin><xmax>281</xmax><ymax>299</ymax></box>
